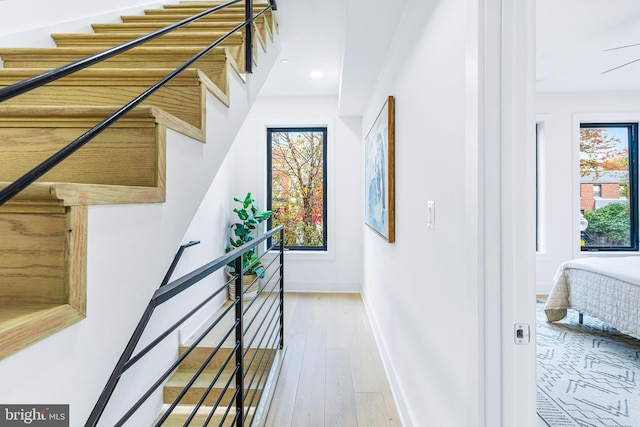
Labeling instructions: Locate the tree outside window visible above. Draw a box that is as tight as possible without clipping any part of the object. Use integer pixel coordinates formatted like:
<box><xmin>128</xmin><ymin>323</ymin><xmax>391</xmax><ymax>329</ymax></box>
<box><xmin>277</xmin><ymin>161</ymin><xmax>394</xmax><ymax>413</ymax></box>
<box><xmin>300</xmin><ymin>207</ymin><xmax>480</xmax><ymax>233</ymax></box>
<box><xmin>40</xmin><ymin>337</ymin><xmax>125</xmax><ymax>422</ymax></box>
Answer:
<box><xmin>267</xmin><ymin>128</ymin><xmax>327</xmax><ymax>250</ymax></box>
<box><xmin>579</xmin><ymin>123</ymin><xmax>638</xmax><ymax>251</ymax></box>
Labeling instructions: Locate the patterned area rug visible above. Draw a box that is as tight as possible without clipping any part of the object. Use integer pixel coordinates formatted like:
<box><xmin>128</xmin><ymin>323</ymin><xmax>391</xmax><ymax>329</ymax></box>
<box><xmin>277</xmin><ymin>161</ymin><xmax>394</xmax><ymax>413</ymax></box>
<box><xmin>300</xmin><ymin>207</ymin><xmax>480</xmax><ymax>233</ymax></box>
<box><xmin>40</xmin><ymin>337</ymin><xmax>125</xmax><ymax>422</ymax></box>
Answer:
<box><xmin>536</xmin><ymin>302</ymin><xmax>640</xmax><ymax>426</ymax></box>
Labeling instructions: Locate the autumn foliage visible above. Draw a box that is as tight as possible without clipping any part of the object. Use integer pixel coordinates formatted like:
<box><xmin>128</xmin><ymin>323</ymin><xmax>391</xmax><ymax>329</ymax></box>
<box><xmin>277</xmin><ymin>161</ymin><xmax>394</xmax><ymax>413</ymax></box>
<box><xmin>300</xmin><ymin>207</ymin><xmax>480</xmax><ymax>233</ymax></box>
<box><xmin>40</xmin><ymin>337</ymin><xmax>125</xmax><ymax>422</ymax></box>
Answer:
<box><xmin>270</xmin><ymin>130</ymin><xmax>325</xmax><ymax>247</ymax></box>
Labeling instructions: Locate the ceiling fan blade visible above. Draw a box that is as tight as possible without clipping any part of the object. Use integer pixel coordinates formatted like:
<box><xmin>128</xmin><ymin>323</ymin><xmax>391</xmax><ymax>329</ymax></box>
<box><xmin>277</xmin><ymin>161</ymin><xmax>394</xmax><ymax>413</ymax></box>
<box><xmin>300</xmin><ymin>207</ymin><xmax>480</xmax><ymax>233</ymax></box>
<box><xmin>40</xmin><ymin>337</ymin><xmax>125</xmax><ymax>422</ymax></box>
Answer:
<box><xmin>602</xmin><ymin>57</ymin><xmax>640</xmax><ymax>74</ymax></box>
<box><xmin>604</xmin><ymin>42</ymin><xmax>640</xmax><ymax>52</ymax></box>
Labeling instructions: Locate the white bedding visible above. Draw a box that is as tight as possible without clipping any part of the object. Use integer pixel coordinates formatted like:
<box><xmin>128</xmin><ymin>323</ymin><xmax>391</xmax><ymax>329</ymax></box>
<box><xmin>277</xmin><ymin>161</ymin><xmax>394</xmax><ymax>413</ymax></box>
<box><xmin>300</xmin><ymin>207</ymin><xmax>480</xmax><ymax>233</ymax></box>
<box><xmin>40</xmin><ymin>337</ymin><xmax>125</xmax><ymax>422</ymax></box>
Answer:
<box><xmin>544</xmin><ymin>256</ymin><xmax>640</xmax><ymax>339</ymax></box>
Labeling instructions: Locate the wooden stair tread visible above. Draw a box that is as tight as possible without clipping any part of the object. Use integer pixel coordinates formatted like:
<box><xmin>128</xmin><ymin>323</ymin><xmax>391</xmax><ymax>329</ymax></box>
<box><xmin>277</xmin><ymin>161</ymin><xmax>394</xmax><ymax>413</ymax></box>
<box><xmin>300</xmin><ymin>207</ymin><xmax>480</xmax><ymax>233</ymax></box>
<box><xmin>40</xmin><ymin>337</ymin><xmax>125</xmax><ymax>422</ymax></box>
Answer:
<box><xmin>91</xmin><ymin>20</ymin><xmax>269</xmax><ymax>42</ymax></box>
<box><xmin>0</xmin><ymin>67</ymin><xmax>217</xmax><ymax>85</ymax></box>
<box><xmin>146</xmin><ymin>7</ymin><xmax>266</xmax><ymax>14</ymax></box>
<box><xmin>50</xmin><ymin>32</ymin><xmax>244</xmax><ymax>48</ymax></box>
<box><xmin>154</xmin><ymin>405</ymin><xmax>253</xmax><ymax>427</ymax></box>
<box><xmin>0</xmin><ymin>182</ymin><xmax>164</xmax><ymax>206</ymax></box>
<box><xmin>165</xmin><ymin>370</ymin><xmax>254</xmax><ymax>389</ymax></box>
<box><xmin>0</xmin><ymin>104</ymin><xmax>200</xmax><ymax>139</ymax></box>
<box><xmin>0</xmin><ymin>45</ymin><xmax>244</xmax><ymax>76</ymax></box>
<box><xmin>0</xmin><ymin>304</ymin><xmax>85</xmax><ymax>359</ymax></box>
<box><xmin>0</xmin><ymin>303</ymin><xmax>66</xmax><ymax>323</ymax></box>
<box><xmin>120</xmin><ymin>13</ymin><xmax>250</xmax><ymax>22</ymax></box>
<box><xmin>163</xmin><ymin>2</ymin><xmax>270</xmax><ymax>9</ymax></box>
<box><xmin>92</xmin><ymin>22</ymin><xmax>249</xmax><ymax>32</ymax></box>
<box><xmin>178</xmin><ymin>346</ymin><xmax>275</xmax><ymax>371</ymax></box>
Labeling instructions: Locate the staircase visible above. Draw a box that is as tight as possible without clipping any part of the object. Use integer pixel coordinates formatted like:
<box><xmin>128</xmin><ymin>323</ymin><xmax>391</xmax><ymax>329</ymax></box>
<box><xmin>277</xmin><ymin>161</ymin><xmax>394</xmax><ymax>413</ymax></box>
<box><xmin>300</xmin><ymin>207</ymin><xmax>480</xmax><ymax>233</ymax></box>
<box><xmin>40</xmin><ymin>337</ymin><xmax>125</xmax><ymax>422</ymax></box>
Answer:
<box><xmin>156</xmin><ymin>294</ymin><xmax>281</xmax><ymax>426</ymax></box>
<box><xmin>0</xmin><ymin>1</ymin><xmax>279</xmax><ymax>409</ymax></box>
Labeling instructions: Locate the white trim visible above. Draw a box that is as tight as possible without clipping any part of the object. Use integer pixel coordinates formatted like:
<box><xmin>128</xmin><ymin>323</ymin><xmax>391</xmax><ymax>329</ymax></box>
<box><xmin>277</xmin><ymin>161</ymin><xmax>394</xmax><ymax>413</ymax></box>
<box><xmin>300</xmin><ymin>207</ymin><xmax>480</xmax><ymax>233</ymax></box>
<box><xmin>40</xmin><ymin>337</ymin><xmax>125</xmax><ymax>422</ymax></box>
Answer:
<box><xmin>360</xmin><ymin>291</ymin><xmax>414</xmax><ymax>427</ymax></box>
<box><xmin>283</xmin><ymin>281</ymin><xmax>360</xmax><ymax>293</ymax></box>
<box><xmin>480</xmin><ymin>0</ymin><xmax>537</xmax><ymax>425</ymax></box>
<box><xmin>464</xmin><ymin>0</ymin><xmax>482</xmax><ymax>425</ymax></box>
<box><xmin>535</xmin><ymin>115</ymin><xmax>552</xmax><ymax>258</ymax></box>
<box><xmin>500</xmin><ymin>1</ymin><xmax>537</xmax><ymax>425</ymax></box>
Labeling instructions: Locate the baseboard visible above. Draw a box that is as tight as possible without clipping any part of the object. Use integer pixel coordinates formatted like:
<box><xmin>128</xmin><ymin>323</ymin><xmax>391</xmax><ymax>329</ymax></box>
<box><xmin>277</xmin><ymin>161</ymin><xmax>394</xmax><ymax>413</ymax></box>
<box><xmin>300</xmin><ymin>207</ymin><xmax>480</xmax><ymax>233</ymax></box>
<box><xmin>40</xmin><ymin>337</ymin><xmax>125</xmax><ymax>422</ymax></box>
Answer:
<box><xmin>283</xmin><ymin>281</ymin><xmax>361</xmax><ymax>293</ymax></box>
<box><xmin>360</xmin><ymin>291</ymin><xmax>415</xmax><ymax>427</ymax></box>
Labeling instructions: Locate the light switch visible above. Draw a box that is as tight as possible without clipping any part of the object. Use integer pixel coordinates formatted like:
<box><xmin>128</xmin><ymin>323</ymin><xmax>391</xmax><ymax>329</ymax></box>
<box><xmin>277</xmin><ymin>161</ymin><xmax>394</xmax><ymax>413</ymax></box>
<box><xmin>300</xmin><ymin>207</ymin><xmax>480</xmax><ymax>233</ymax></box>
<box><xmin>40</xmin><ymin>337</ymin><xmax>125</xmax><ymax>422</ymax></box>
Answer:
<box><xmin>427</xmin><ymin>201</ymin><xmax>435</xmax><ymax>230</ymax></box>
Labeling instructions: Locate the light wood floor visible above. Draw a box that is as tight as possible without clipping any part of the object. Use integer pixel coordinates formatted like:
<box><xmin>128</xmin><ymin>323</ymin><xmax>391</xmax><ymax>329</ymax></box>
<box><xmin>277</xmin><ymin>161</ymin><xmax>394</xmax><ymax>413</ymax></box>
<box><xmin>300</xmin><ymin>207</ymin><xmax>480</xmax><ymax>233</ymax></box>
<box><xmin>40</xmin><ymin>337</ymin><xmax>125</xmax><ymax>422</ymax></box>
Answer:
<box><xmin>265</xmin><ymin>292</ymin><xmax>401</xmax><ymax>427</ymax></box>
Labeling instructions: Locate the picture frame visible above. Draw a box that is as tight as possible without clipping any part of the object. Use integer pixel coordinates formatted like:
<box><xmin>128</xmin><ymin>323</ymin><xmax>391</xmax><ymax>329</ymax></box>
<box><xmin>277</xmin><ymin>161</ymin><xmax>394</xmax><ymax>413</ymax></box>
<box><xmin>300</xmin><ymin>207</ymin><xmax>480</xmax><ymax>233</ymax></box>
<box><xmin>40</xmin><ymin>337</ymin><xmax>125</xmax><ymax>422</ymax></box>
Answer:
<box><xmin>364</xmin><ymin>95</ymin><xmax>395</xmax><ymax>243</ymax></box>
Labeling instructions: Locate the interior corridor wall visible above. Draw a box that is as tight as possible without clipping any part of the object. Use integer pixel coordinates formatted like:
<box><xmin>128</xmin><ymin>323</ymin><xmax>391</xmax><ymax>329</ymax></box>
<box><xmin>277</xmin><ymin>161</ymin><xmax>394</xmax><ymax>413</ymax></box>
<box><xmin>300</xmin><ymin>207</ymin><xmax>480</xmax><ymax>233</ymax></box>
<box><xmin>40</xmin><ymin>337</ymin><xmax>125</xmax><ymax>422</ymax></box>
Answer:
<box><xmin>226</xmin><ymin>96</ymin><xmax>364</xmax><ymax>292</ymax></box>
<box><xmin>0</xmin><ymin>0</ymin><xmax>172</xmax><ymax>46</ymax></box>
<box><xmin>536</xmin><ymin>91</ymin><xmax>640</xmax><ymax>293</ymax></box>
<box><xmin>360</xmin><ymin>0</ymin><xmax>479</xmax><ymax>425</ymax></box>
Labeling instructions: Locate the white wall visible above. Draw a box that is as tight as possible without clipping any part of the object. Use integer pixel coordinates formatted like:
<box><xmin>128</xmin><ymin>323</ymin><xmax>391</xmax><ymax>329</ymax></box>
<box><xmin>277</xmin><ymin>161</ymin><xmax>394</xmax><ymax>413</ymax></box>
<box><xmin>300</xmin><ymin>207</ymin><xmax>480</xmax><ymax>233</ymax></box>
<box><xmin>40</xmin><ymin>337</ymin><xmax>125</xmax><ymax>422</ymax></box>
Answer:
<box><xmin>226</xmin><ymin>95</ymin><xmax>364</xmax><ymax>292</ymax></box>
<box><xmin>360</xmin><ymin>0</ymin><xmax>479</xmax><ymax>425</ymax></box>
<box><xmin>536</xmin><ymin>91</ymin><xmax>640</xmax><ymax>293</ymax></box>
<box><xmin>0</xmin><ymin>0</ymin><xmax>175</xmax><ymax>47</ymax></box>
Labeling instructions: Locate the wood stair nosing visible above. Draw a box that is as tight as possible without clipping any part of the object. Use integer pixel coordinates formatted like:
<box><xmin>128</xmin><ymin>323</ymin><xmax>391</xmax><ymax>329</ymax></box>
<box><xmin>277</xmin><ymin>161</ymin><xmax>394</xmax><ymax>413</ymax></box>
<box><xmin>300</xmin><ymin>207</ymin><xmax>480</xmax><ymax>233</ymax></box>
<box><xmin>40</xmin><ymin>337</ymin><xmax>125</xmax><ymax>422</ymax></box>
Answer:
<box><xmin>154</xmin><ymin>405</ymin><xmax>255</xmax><ymax>427</ymax></box>
<box><xmin>150</xmin><ymin>6</ymin><xmax>269</xmax><ymax>14</ymax></box>
<box><xmin>91</xmin><ymin>19</ymin><xmax>269</xmax><ymax>44</ymax></box>
<box><xmin>156</xmin><ymin>4</ymin><xmax>276</xmax><ymax>30</ymax></box>
<box><xmin>163</xmin><ymin>372</ymin><xmax>263</xmax><ymax>406</ymax></box>
<box><xmin>163</xmin><ymin>2</ymin><xmax>270</xmax><ymax>9</ymax></box>
<box><xmin>0</xmin><ymin>67</ymin><xmax>228</xmax><ymax>133</ymax></box>
<box><xmin>49</xmin><ymin>32</ymin><xmax>246</xmax><ymax>67</ymax></box>
<box><xmin>0</xmin><ymin>46</ymin><xmax>240</xmax><ymax>84</ymax></box>
<box><xmin>120</xmin><ymin>13</ymin><xmax>251</xmax><ymax>23</ymax></box>
<box><xmin>0</xmin><ymin>105</ymin><xmax>176</xmax><ymax>190</ymax></box>
<box><xmin>142</xmin><ymin>7</ymin><xmax>276</xmax><ymax>36</ymax></box>
<box><xmin>163</xmin><ymin>375</ymin><xmax>266</xmax><ymax>407</ymax></box>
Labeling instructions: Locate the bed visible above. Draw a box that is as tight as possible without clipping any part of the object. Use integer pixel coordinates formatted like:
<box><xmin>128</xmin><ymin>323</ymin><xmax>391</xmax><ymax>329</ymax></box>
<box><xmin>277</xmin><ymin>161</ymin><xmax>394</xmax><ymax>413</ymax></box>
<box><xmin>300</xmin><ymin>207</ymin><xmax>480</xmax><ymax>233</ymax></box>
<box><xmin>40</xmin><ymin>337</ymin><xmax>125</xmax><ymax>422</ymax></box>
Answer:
<box><xmin>544</xmin><ymin>256</ymin><xmax>640</xmax><ymax>340</ymax></box>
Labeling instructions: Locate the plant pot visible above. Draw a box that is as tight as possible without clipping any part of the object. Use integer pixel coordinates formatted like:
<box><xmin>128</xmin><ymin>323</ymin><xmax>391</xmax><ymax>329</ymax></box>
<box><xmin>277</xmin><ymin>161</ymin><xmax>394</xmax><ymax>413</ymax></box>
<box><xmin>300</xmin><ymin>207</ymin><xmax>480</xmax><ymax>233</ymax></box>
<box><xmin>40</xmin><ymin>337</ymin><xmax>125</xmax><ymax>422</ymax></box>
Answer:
<box><xmin>225</xmin><ymin>269</ymin><xmax>260</xmax><ymax>300</ymax></box>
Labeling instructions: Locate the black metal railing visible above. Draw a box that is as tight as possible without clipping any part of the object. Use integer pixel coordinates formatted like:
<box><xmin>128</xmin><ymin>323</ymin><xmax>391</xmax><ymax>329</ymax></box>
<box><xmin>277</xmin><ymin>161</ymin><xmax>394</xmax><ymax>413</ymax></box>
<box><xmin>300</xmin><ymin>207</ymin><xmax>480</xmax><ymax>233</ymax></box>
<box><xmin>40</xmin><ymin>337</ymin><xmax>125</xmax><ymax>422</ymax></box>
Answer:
<box><xmin>0</xmin><ymin>0</ymin><xmax>276</xmax><ymax>206</ymax></box>
<box><xmin>86</xmin><ymin>226</ymin><xmax>284</xmax><ymax>427</ymax></box>
<box><xmin>160</xmin><ymin>240</ymin><xmax>200</xmax><ymax>287</ymax></box>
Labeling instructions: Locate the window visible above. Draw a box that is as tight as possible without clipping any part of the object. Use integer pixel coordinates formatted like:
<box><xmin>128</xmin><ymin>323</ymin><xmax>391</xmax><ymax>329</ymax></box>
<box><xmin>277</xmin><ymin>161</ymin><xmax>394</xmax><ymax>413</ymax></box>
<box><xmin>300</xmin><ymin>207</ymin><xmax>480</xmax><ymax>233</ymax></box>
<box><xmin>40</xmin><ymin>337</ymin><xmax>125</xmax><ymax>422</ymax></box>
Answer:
<box><xmin>593</xmin><ymin>184</ymin><xmax>602</xmax><ymax>198</ymax></box>
<box><xmin>579</xmin><ymin>123</ymin><xmax>638</xmax><ymax>251</ymax></box>
<box><xmin>267</xmin><ymin>127</ymin><xmax>327</xmax><ymax>250</ymax></box>
<box><xmin>536</xmin><ymin>122</ymin><xmax>543</xmax><ymax>252</ymax></box>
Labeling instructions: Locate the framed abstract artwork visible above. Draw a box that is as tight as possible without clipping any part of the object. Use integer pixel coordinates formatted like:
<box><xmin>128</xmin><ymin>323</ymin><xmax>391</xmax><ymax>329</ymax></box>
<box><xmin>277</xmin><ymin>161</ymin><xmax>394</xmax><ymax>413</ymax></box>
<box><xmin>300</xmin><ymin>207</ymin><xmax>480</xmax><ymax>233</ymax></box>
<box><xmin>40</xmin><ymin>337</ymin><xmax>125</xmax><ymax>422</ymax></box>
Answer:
<box><xmin>364</xmin><ymin>95</ymin><xmax>395</xmax><ymax>242</ymax></box>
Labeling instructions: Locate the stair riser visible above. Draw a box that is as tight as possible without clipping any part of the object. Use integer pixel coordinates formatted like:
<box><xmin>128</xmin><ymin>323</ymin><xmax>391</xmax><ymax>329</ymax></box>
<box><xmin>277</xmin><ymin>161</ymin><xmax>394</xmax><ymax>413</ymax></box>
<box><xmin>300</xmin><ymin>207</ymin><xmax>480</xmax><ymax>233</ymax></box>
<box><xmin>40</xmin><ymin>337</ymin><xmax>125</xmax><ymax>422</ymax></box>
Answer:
<box><xmin>49</xmin><ymin>35</ymin><xmax>244</xmax><ymax>70</ymax></box>
<box><xmin>178</xmin><ymin>347</ymin><xmax>276</xmax><ymax>373</ymax></box>
<box><xmin>0</xmin><ymin>125</ymin><xmax>163</xmax><ymax>187</ymax></box>
<box><xmin>0</xmin><ymin>208</ymin><xmax>66</xmax><ymax>304</ymax></box>
<box><xmin>0</xmin><ymin>83</ymin><xmax>204</xmax><ymax>131</ymax></box>
<box><xmin>0</xmin><ymin>50</ymin><xmax>232</xmax><ymax>86</ymax></box>
<box><xmin>92</xmin><ymin>20</ymin><xmax>268</xmax><ymax>43</ymax></box>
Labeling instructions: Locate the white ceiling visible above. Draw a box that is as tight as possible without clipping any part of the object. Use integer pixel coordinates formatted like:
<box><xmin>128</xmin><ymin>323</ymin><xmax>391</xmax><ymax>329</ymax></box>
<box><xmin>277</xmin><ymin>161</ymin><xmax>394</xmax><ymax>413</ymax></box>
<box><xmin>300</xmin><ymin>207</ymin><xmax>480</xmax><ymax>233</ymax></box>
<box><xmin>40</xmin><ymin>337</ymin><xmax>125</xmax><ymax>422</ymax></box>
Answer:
<box><xmin>260</xmin><ymin>0</ymin><xmax>640</xmax><ymax>109</ymax></box>
<box><xmin>258</xmin><ymin>0</ymin><xmax>346</xmax><ymax>98</ymax></box>
<box><xmin>537</xmin><ymin>0</ymin><xmax>640</xmax><ymax>92</ymax></box>
<box><xmin>258</xmin><ymin>0</ymin><xmax>406</xmax><ymax>116</ymax></box>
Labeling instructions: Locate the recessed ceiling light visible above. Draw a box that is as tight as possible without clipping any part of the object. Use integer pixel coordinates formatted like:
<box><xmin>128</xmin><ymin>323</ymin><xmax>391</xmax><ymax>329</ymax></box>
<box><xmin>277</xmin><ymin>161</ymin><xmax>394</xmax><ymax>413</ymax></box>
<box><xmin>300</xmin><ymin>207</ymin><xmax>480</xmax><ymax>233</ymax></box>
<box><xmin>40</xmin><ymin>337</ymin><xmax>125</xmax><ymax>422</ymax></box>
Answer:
<box><xmin>310</xmin><ymin>71</ymin><xmax>324</xmax><ymax>79</ymax></box>
<box><xmin>280</xmin><ymin>58</ymin><xmax>289</xmax><ymax>64</ymax></box>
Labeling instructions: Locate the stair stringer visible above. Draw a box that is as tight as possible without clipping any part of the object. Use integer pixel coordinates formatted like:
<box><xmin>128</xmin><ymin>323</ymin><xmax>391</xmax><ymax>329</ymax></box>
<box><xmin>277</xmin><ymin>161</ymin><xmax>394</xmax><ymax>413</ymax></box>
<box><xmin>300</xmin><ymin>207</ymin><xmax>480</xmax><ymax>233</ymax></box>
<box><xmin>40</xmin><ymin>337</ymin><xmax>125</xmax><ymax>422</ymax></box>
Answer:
<box><xmin>0</xmin><ymin>22</ymin><xmax>281</xmax><ymax>427</ymax></box>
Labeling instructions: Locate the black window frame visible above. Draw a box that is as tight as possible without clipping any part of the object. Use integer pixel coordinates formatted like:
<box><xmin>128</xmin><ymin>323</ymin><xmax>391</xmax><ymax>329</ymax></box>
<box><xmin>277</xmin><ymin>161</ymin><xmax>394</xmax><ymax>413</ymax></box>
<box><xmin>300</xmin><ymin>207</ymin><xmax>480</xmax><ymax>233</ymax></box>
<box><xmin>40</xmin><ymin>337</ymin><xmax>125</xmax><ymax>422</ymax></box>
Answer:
<box><xmin>267</xmin><ymin>127</ymin><xmax>328</xmax><ymax>251</ymax></box>
<box><xmin>579</xmin><ymin>122</ymin><xmax>639</xmax><ymax>252</ymax></box>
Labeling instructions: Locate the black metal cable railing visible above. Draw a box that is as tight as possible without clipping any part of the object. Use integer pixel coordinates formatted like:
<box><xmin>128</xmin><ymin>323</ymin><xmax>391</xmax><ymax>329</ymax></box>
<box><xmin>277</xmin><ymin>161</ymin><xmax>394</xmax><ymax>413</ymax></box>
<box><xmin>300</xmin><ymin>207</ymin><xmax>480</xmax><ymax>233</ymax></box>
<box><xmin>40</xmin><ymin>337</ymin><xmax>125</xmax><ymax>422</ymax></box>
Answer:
<box><xmin>85</xmin><ymin>226</ymin><xmax>284</xmax><ymax>427</ymax></box>
<box><xmin>0</xmin><ymin>0</ymin><xmax>277</xmax><ymax>206</ymax></box>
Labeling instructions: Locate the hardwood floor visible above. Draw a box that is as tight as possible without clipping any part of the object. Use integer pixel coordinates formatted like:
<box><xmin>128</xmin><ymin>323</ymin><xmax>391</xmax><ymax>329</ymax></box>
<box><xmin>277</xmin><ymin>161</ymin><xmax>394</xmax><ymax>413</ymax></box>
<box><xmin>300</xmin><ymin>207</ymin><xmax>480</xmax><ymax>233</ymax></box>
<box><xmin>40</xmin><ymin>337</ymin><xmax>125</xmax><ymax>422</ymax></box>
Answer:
<box><xmin>265</xmin><ymin>292</ymin><xmax>401</xmax><ymax>427</ymax></box>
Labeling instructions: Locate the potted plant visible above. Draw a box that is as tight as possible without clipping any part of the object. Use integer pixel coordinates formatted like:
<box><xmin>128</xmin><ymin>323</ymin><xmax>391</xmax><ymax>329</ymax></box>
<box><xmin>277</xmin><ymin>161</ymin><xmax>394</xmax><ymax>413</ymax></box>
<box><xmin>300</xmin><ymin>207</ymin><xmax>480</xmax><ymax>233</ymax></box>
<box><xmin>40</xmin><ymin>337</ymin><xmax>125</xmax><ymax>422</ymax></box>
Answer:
<box><xmin>226</xmin><ymin>192</ymin><xmax>272</xmax><ymax>300</ymax></box>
